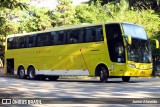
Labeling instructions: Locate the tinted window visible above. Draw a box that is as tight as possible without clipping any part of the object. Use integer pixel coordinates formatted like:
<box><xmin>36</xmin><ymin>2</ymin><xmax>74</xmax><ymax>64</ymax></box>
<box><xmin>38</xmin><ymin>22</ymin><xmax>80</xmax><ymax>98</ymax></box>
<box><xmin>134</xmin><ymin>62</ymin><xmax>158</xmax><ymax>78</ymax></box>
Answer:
<box><xmin>95</xmin><ymin>26</ymin><xmax>103</xmax><ymax>41</ymax></box>
<box><xmin>51</xmin><ymin>31</ymin><xmax>66</xmax><ymax>45</ymax></box>
<box><xmin>85</xmin><ymin>25</ymin><xmax>103</xmax><ymax>42</ymax></box>
<box><xmin>7</xmin><ymin>25</ymin><xmax>104</xmax><ymax>49</ymax></box>
<box><xmin>17</xmin><ymin>36</ymin><xmax>25</xmax><ymax>48</ymax></box>
<box><xmin>26</xmin><ymin>34</ymin><xmax>37</xmax><ymax>47</ymax></box>
<box><xmin>67</xmin><ymin>28</ymin><xmax>84</xmax><ymax>44</ymax></box>
<box><xmin>85</xmin><ymin>27</ymin><xmax>94</xmax><ymax>42</ymax></box>
<box><xmin>7</xmin><ymin>37</ymin><xmax>14</xmax><ymax>49</ymax></box>
<box><xmin>58</xmin><ymin>31</ymin><xmax>66</xmax><ymax>44</ymax></box>
<box><xmin>37</xmin><ymin>32</ymin><xmax>50</xmax><ymax>47</ymax></box>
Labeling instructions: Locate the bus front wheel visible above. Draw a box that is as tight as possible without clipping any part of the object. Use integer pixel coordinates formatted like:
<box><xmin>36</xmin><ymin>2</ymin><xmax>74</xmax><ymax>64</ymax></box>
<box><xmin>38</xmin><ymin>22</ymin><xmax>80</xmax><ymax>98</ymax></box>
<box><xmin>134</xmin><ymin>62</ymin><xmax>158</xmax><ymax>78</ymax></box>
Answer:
<box><xmin>99</xmin><ymin>66</ymin><xmax>108</xmax><ymax>83</ymax></box>
<box><xmin>122</xmin><ymin>76</ymin><xmax>130</xmax><ymax>82</ymax></box>
<box><xmin>18</xmin><ymin>67</ymin><xmax>26</xmax><ymax>79</ymax></box>
<box><xmin>28</xmin><ymin>67</ymin><xmax>36</xmax><ymax>80</ymax></box>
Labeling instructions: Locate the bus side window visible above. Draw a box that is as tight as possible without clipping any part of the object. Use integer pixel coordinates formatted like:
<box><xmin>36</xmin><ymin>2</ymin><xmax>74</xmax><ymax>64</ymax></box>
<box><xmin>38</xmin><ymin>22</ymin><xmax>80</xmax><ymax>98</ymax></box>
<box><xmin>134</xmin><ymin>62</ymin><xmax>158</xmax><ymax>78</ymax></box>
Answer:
<box><xmin>53</xmin><ymin>31</ymin><xmax>65</xmax><ymax>45</ymax></box>
<box><xmin>45</xmin><ymin>33</ymin><xmax>49</xmax><ymax>46</ymax></box>
<box><xmin>7</xmin><ymin>38</ymin><xmax>14</xmax><ymax>49</ymax></box>
<box><xmin>85</xmin><ymin>27</ymin><xmax>95</xmax><ymax>42</ymax></box>
<box><xmin>78</xmin><ymin>28</ymin><xmax>84</xmax><ymax>43</ymax></box>
<box><xmin>43</xmin><ymin>33</ymin><xmax>50</xmax><ymax>46</ymax></box>
<box><xmin>50</xmin><ymin>32</ymin><xmax>55</xmax><ymax>45</ymax></box>
<box><xmin>37</xmin><ymin>33</ymin><xmax>50</xmax><ymax>47</ymax></box>
<box><xmin>67</xmin><ymin>29</ymin><xmax>79</xmax><ymax>44</ymax></box>
<box><xmin>27</xmin><ymin>35</ymin><xmax>36</xmax><ymax>47</ymax></box>
<box><xmin>51</xmin><ymin>32</ymin><xmax>58</xmax><ymax>45</ymax></box>
<box><xmin>18</xmin><ymin>37</ymin><xmax>25</xmax><ymax>48</ymax></box>
<box><xmin>14</xmin><ymin>37</ymin><xmax>19</xmax><ymax>49</ymax></box>
<box><xmin>58</xmin><ymin>31</ymin><xmax>66</xmax><ymax>45</ymax></box>
<box><xmin>95</xmin><ymin>26</ymin><xmax>103</xmax><ymax>41</ymax></box>
<box><xmin>37</xmin><ymin>35</ymin><xmax>42</xmax><ymax>46</ymax></box>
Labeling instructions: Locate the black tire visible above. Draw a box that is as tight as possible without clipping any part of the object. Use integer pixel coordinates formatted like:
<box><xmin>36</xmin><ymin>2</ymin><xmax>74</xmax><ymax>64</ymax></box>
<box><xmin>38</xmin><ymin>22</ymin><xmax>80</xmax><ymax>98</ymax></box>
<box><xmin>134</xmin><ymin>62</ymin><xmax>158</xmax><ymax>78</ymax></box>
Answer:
<box><xmin>18</xmin><ymin>67</ymin><xmax>26</xmax><ymax>79</ymax></box>
<box><xmin>28</xmin><ymin>67</ymin><xmax>36</xmax><ymax>80</ymax></box>
<box><xmin>99</xmin><ymin>66</ymin><xmax>108</xmax><ymax>83</ymax></box>
<box><xmin>122</xmin><ymin>76</ymin><xmax>130</xmax><ymax>82</ymax></box>
<box><xmin>48</xmin><ymin>76</ymin><xmax>59</xmax><ymax>81</ymax></box>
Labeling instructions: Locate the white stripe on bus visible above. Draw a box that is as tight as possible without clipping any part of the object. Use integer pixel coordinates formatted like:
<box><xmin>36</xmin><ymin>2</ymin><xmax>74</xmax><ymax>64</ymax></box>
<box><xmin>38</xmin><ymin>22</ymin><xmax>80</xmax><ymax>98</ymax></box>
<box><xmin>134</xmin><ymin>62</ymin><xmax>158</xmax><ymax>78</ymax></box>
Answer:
<box><xmin>14</xmin><ymin>70</ymin><xmax>90</xmax><ymax>76</ymax></box>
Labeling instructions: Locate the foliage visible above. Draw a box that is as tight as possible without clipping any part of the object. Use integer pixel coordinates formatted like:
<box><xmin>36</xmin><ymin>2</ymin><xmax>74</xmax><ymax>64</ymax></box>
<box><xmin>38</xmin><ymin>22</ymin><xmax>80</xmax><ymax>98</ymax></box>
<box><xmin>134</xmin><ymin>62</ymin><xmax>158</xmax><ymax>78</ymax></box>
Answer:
<box><xmin>0</xmin><ymin>0</ymin><xmax>160</xmax><ymax>39</ymax></box>
<box><xmin>0</xmin><ymin>9</ymin><xmax>22</xmax><ymax>36</ymax></box>
<box><xmin>76</xmin><ymin>1</ymin><xmax>160</xmax><ymax>39</ymax></box>
<box><xmin>20</xmin><ymin>6</ymin><xmax>52</xmax><ymax>32</ymax></box>
<box><xmin>0</xmin><ymin>0</ymin><xmax>28</xmax><ymax>10</ymax></box>
<box><xmin>0</xmin><ymin>0</ymin><xmax>28</xmax><ymax>37</ymax></box>
<box><xmin>49</xmin><ymin>0</ymin><xmax>78</xmax><ymax>27</ymax></box>
<box><xmin>89</xmin><ymin>0</ymin><xmax>160</xmax><ymax>10</ymax></box>
<box><xmin>108</xmin><ymin>9</ymin><xmax>160</xmax><ymax>38</ymax></box>
<box><xmin>75</xmin><ymin>2</ymin><xmax>111</xmax><ymax>23</ymax></box>
<box><xmin>0</xmin><ymin>0</ymin><xmax>28</xmax><ymax>60</ymax></box>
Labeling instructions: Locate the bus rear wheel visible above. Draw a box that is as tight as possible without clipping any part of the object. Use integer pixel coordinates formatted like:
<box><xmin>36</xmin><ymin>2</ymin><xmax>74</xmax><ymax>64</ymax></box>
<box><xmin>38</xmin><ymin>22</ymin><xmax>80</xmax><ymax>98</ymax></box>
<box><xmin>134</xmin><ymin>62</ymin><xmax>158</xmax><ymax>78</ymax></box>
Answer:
<box><xmin>28</xmin><ymin>67</ymin><xmax>36</xmax><ymax>80</ymax></box>
<box><xmin>18</xmin><ymin>67</ymin><xmax>26</xmax><ymax>79</ymax></box>
<box><xmin>122</xmin><ymin>76</ymin><xmax>130</xmax><ymax>82</ymax></box>
<box><xmin>48</xmin><ymin>76</ymin><xmax>59</xmax><ymax>81</ymax></box>
<box><xmin>99</xmin><ymin>66</ymin><xmax>108</xmax><ymax>83</ymax></box>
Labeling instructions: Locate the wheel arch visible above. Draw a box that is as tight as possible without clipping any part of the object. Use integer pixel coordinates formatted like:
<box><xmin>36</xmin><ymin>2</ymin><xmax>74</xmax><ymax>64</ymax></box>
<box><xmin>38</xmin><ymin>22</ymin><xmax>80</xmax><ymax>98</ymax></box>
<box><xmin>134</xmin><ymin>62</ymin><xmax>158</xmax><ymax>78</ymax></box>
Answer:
<box><xmin>95</xmin><ymin>63</ymin><xmax>109</xmax><ymax>76</ymax></box>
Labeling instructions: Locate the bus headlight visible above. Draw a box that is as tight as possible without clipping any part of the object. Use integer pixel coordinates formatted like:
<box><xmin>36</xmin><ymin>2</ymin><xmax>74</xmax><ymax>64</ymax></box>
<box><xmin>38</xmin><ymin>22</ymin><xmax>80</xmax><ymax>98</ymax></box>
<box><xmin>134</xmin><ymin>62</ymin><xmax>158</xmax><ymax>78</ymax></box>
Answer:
<box><xmin>150</xmin><ymin>65</ymin><xmax>153</xmax><ymax>69</ymax></box>
<box><xmin>128</xmin><ymin>64</ymin><xmax>136</xmax><ymax>68</ymax></box>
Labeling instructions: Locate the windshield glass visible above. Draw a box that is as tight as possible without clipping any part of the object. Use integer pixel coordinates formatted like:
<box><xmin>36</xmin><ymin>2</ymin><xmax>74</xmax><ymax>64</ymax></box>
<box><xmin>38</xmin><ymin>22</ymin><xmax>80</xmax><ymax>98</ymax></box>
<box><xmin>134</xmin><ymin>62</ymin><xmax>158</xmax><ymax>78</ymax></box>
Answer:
<box><xmin>127</xmin><ymin>39</ymin><xmax>152</xmax><ymax>63</ymax></box>
<box><xmin>122</xmin><ymin>23</ymin><xmax>151</xmax><ymax>63</ymax></box>
<box><xmin>122</xmin><ymin>23</ymin><xmax>147</xmax><ymax>40</ymax></box>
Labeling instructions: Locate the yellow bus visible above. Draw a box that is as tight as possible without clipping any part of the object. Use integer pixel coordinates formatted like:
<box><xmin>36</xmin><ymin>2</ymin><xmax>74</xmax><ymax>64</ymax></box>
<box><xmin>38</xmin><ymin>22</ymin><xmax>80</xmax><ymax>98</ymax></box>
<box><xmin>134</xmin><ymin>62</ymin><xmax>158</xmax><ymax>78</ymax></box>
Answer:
<box><xmin>5</xmin><ymin>22</ymin><xmax>158</xmax><ymax>82</ymax></box>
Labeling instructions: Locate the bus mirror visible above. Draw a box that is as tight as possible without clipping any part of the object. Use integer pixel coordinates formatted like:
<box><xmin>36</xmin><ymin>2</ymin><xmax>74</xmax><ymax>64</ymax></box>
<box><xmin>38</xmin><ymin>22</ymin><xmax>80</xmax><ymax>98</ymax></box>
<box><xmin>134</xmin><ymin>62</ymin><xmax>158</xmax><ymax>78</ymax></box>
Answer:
<box><xmin>151</xmin><ymin>39</ymin><xmax>159</xmax><ymax>48</ymax></box>
<box><xmin>127</xmin><ymin>36</ymin><xmax>132</xmax><ymax>45</ymax></box>
<box><xmin>155</xmin><ymin>39</ymin><xmax>159</xmax><ymax>48</ymax></box>
<box><xmin>123</xmin><ymin>35</ymin><xmax>132</xmax><ymax>45</ymax></box>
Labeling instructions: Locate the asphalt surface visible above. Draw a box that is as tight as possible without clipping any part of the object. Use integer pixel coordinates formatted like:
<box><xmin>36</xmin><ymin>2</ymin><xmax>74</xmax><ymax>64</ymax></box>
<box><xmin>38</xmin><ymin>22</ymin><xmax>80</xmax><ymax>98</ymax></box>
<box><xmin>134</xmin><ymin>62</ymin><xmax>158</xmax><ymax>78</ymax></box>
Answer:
<box><xmin>0</xmin><ymin>77</ymin><xmax>160</xmax><ymax>107</ymax></box>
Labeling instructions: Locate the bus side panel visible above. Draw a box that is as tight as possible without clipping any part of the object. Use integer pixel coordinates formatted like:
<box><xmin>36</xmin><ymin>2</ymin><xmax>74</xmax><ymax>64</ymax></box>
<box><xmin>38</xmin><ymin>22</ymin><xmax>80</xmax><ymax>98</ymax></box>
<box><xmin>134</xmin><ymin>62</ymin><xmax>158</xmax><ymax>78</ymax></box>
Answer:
<box><xmin>33</xmin><ymin>44</ymin><xmax>91</xmax><ymax>76</ymax></box>
<box><xmin>89</xmin><ymin>42</ymin><xmax>113</xmax><ymax>77</ymax></box>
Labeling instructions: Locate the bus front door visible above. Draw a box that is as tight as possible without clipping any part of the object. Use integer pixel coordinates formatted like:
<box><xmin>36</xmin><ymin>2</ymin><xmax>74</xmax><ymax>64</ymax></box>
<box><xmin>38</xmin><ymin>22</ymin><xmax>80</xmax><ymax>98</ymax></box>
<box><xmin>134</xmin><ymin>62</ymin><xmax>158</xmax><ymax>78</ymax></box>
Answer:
<box><xmin>113</xmin><ymin>41</ymin><xmax>126</xmax><ymax>76</ymax></box>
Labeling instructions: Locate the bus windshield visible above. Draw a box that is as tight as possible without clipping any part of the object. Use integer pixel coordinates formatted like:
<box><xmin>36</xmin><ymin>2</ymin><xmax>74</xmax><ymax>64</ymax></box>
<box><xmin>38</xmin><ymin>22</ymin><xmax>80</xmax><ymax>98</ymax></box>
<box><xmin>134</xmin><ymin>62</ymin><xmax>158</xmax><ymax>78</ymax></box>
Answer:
<box><xmin>122</xmin><ymin>23</ymin><xmax>152</xmax><ymax>63</ymax></box>
<box><xmin>122</xmin><ymin>23</ymin><xmax>147</xmax><ymax>40</ymax></box>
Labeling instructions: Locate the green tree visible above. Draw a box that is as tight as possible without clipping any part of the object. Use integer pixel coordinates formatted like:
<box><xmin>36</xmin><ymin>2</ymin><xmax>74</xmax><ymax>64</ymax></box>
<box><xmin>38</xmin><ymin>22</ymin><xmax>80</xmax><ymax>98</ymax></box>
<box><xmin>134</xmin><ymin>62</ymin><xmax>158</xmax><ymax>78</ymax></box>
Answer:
<box><xmin>20</xmin><ymin>6</ymin><xmax>52</xmax><ymax>32</ymax></box>
<box><xmin>0</xmin><ymin>0</ymin><xmax>28</xmax><ymax>37</ymax></box>
<box><xmin>0</xmin><ymin>9</ymin><xmax>23</xmax><ymax>36</ymax></box>
<box><xmin>49</xmin><ymin>0</ymin><xmax>78</xmax><ymax>27</ymax></box>
<box><xmin>89</xmin><ymin>0</ymin><xmax>160</xmax><ymax>11</ymax></box>
<box><xmin>75</xmin><ymin>1</ymin><xmax>114</xmax><ymax>23</ymax></box>
<box><xmin>0</xmin><ymin>0</ymin><xmax>28</xmax><ymax>10</ymax></box>
<box><xmin>0</xmin><ymin>0</ymin><xmax>28</xmax><ymax>62</ymax></box>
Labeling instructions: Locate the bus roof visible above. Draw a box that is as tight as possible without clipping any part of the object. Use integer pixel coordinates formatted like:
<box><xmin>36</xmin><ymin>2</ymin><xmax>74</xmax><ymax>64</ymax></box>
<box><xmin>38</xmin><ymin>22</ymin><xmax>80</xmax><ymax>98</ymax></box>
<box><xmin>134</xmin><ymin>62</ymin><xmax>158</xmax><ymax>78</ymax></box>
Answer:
<box><xmin>7</xmin><ymin>22</ymin><xmax>140</xmax><ymax>38</ymax></box>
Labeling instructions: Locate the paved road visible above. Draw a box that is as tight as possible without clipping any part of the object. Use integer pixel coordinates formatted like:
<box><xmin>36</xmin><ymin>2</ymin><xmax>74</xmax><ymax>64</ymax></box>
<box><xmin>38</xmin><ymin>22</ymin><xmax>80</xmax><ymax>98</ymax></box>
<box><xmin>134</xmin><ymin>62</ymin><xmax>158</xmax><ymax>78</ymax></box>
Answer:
<box><xmin>0</xmin><ymin>77</ymin><xmax>160</xmax><ymax>107</ymax></box>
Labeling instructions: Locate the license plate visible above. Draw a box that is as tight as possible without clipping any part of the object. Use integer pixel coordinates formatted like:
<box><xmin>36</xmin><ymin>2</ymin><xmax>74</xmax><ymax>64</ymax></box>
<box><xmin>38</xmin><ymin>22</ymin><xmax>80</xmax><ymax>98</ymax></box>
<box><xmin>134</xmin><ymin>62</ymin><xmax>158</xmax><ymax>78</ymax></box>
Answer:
<box><xmin>140</xmin><ymin>71</ymin><xmax>145</xmax><ymax>74</ymax></box>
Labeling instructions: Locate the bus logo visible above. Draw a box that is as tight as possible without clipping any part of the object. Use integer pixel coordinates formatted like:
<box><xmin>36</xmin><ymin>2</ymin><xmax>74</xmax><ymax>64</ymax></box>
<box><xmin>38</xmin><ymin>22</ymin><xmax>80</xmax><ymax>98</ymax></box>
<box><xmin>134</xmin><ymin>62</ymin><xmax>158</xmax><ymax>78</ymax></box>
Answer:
<box><xmin>2</xmin><ymin>99</ymin><xmax>11</xmax><ymax>104</ymax></box>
